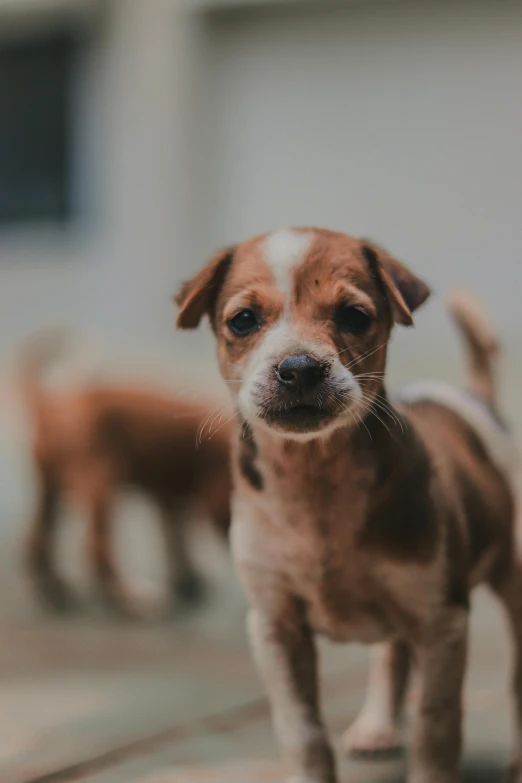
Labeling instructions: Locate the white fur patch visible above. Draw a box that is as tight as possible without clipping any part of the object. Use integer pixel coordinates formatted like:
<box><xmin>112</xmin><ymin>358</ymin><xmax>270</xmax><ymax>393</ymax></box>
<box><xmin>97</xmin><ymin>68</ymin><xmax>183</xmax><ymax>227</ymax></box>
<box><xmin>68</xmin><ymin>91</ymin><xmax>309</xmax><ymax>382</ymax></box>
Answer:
<box><xmin>396</xmin><ymin>381</ymin><xmax>519</xmax><ymax>485</ymax></box>
<box><xmin>342</xmin><ymin>643</ymin><xmax>399</xmax><ymax>755</ymax></box>
<box><xmin>263</xmin><ymin>229</ymin><xmax>313</xmax><ymax>296</ymax></box>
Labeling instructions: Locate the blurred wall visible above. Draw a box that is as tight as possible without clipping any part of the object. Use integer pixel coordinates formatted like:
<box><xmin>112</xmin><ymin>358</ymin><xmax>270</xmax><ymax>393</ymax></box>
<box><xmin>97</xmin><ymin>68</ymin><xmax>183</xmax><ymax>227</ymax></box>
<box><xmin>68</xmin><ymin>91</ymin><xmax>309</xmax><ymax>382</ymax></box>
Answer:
<box><xmin>0</xmin><ymin>0</ymin><xmax>193</xmax><ymax>373</ymax></box>
<box><xmin>0</xmin><ymin>0</ymin><xmax>521</xmax><ymax>398</ymax></box>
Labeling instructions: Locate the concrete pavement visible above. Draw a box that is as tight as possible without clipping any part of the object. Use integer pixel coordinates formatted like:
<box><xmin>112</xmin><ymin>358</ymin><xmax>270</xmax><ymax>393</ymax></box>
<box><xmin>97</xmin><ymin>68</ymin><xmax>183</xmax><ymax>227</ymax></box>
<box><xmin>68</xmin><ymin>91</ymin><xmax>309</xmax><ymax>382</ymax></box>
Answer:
<box><xmin>0</xmin><ymin>378</ymin><xmax>520</xmax><ymax>783</ymax></box>
<box><xmin>5</xmin><ymin>590</ymin><xmax>514</xmax><ymax>783</ymax></box>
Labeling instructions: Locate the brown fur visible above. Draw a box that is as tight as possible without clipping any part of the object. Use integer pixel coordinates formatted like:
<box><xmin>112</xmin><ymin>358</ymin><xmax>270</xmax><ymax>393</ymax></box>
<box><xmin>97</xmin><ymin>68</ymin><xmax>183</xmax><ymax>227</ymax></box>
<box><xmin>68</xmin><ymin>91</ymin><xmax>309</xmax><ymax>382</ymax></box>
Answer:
<box><xmin>238</xmin><ymin>424</ymin><xmax>264</xmax><ymax>492</ymax></box>
<box><xmin>176</xmin><ymin>227</ymin><xmax>521</xmax><ymax>783</ymax></box>
<box><xmin>19</xmin><ymin>336</ymin><xmax>232</xmax><ymax>617</ymax></box>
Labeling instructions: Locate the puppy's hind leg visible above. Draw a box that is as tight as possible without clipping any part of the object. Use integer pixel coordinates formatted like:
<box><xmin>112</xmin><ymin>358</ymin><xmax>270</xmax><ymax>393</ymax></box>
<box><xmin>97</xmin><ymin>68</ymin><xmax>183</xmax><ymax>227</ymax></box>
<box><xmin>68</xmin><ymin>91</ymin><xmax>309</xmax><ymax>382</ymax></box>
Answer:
<box><xmin>490</xmin><ymin>561</ymin><xmax>522</xmax><ymax>783</ymax></box>
<box><xmin>161</xmin><ymin>501</ymin><xmax>205</xmax><ymax>608</ymax></box>
<box><xmin>26</xmin><ymin>467</ymin><xmax>77</xmax><ymax>613</ymax></box>
<box><xmin>342</xmin><ymin>640</ymin><xmax>410</xmax><ymax>758</ymax></box>
<box><xmin>87</xmin><ymin>487</ymin><xmax>146</xmax><ymax>620</ymax></box>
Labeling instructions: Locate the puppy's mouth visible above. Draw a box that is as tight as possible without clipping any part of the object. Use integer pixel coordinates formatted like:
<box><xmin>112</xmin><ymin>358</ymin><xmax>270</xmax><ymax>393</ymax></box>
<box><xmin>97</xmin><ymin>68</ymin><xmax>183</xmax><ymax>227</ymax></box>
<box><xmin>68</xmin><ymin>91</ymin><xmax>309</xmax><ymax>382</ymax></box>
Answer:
<box><xmin>261</xmin><ymin>401</ymin><xmax>338</xmax><ymax>433</ymax></box>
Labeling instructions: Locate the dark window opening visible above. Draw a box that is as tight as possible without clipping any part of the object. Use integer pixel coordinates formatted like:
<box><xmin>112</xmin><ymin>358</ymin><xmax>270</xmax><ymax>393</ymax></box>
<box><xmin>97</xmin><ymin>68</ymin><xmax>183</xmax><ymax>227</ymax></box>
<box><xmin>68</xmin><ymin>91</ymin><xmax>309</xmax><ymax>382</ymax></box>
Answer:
<box><xmin>0</xmin><ymin>32</ymin><xmax>77</xmax><ymax>224</ymax></box>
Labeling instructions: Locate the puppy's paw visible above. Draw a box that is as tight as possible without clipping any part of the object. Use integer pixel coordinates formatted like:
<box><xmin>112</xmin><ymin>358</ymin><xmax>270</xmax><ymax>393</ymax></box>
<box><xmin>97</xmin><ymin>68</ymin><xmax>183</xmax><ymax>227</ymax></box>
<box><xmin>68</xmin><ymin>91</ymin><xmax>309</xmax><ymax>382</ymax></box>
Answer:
<box><xmin>342</xmin><ymin>716</ymin><xmax>401</xmax><ymax>759</ymax></box>
<box><xmin>38</xmin><ymin>576</ymin><xmax>80</xmax><ymax>614</ymax></box>
<box><xmin>286</xmin><ymin>746</ymin><xmax>337</xmax><ymax>783</ymax></box>
<box><xmin>174</xmin><ymin>572</ymin><xmax>207</xmax><ymax>606</ymax></box>
<box><xmin>99</xmin><ymin>579</ymin><xmax>164</xmax><ymax>623</ymax></box>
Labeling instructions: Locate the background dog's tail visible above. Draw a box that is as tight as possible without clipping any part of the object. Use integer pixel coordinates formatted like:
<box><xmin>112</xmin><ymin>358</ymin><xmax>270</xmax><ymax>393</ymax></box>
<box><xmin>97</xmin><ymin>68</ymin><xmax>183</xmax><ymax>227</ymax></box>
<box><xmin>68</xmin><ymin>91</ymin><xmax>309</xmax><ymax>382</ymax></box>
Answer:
<box><xmin>448</xmin><ymin>290</ymin><xmax>500</xmax><ymax>407</ymax></box>
<box><xmin>18</xmin><ymin>326</ymin><xmax>101</xmax><ymax>423</ymax></box>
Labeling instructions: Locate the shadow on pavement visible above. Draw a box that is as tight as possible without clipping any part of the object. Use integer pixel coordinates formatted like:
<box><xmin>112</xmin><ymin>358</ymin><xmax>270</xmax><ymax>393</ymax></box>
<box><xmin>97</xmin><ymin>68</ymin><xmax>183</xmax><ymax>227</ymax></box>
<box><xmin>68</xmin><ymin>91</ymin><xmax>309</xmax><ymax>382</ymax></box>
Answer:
<box><xmin>372</xmin><ymin>757</ymin><xmax>506</xmax><ymax>783</ymax></box>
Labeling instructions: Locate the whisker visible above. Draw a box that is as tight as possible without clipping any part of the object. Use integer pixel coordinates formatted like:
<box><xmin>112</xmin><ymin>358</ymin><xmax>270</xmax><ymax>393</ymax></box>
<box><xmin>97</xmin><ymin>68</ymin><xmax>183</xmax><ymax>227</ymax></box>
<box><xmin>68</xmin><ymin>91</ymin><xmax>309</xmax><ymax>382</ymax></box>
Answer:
<box><xmin>346</xmin><ymin>407</ymin><xmax>361</xmax><ymax>437</ymax></box>
<box><xmin>344</xmin><ymin>341</ymin><xmax>389</xmax><ymax>369</ymax></box>
<box><xmin>372</xmin><ymin>394</ymin><xmax>406</xmax><ymax>434</ymax></box>
<box><xmin>208</xmin><ymin>410</ymin><xmax>226</xmax><ymax>436</ymax></box>
<box><xmin>363</xmin><ymin>391</ymin><xmax>400</xmax><ymax>423</ymax></box>
<box><xmin>198</xmin><ymin>408</ymin><xmax>222</xmax><ymax>445</ymax></box>
<box><xmin>196</xmin><ymin>410</ymin><xmax>214</xmax><ymax>447</ymax></box>
<box><xmin>239</xmin><ymin>418</ymin><xmax>250</xmax><ymax>439</ymax></box>
<box><xmin>371</xmin><ymin>390</ymin><xmax>405</xmax><ymax>422</ymax></box>
<box><xmin>208</xmin><ymin>402</ymin><xmax>237</xmax><ymax>436</ymax></box>
<box><xmin>355</xmin><ymin>375</ymin><xmax>386</xmax><ymax>386</ymax></box>
<box><xmin>196</xmin><ymin>402</ymin><xmax>235</xmax><ymax>447</ymax></box>
<box><xmin>351</xmin><ymin>406</ymin><xmax>372</xmax><ymax>441</ymax></box>
<box><xmin>356</xmin><ymin>396</ymin><xmax>393</xmax><ymax>438</ymax></box>
<box><xmin>372</xmin><ymin>400</ymin><xmax>404</xmax><ymax>434</ymax></box>
<box><xmin>204</xmin><ymin>409</ymin><xmax>241</xmax><ymax>442</ymax></box>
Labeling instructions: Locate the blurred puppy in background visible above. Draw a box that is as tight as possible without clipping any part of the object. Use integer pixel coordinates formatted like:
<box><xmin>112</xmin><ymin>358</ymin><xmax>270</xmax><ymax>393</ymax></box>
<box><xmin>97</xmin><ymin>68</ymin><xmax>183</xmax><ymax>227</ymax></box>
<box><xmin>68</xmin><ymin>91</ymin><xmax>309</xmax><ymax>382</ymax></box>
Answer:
<box><xmin>18</xmin><ymin>328</ymin><xmax>231</xmax><ymax>618</ymax></box>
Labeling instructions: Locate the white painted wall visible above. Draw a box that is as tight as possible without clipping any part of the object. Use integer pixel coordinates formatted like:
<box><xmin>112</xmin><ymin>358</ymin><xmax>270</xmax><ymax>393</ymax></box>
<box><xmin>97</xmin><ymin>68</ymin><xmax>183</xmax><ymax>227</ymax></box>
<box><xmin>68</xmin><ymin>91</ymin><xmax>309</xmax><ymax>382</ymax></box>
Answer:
<box><xmin>1</xmin><ymin>0</ymin><xmax>521</xmax><ymax>405</ymax></box>
<box><xmin>0</xmin><ymin>0</ymin><xmax>195</xmax><ymax>373</ymax></box>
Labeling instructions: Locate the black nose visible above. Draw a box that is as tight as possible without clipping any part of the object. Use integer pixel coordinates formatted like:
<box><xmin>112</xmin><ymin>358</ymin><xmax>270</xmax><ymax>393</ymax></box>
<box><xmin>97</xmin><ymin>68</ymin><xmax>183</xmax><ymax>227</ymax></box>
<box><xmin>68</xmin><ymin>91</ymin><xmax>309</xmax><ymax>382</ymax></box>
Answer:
<box><xmin>277</xmin><ymin>355</ymin><xmax>326</xmax><ymax>390</ymax></box>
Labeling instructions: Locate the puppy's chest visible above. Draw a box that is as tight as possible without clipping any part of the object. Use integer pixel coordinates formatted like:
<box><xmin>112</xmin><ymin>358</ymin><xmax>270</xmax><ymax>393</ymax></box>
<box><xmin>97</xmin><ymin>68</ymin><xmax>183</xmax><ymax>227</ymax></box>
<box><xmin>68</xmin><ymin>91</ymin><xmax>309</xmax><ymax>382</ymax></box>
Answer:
<box><xmin>234</xmin><ymin>487</ymin><xmax>429</xmax><ymax>644</ymax></box>
<box><xmin>297</xmin><ymin>553</ymin><xmax>395</xmax><ymax>644</ymax></box>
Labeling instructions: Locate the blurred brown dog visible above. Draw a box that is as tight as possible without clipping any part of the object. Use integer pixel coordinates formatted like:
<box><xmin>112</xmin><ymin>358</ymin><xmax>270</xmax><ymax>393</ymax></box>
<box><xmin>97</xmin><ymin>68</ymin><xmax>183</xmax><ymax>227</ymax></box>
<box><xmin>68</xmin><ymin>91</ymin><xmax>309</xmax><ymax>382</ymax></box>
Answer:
<box><xmin>19</xmin><ymin>329</ymin><xmax>231</xmax><ymax>617</ymax></box>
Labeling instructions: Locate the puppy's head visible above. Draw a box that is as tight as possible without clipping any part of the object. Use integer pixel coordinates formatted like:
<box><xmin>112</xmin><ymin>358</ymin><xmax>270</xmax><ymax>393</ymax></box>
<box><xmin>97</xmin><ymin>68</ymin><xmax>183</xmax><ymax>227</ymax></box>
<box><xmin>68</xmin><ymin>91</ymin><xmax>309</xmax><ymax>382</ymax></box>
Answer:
<box><xmin>176</xmin><ymin>229</ymin><xmax>429</xmax><ymax>440</ymax></box>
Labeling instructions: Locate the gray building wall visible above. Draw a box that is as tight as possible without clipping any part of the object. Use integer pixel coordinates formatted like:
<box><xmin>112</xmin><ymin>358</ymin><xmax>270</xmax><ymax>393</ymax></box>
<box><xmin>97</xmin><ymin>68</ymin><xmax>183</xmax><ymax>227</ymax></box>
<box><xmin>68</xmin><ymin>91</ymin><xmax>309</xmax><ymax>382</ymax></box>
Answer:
<box><xmin>0</xmin><ymin>0</ymin><xmax>521</xmax><ymax>402</ymax></box>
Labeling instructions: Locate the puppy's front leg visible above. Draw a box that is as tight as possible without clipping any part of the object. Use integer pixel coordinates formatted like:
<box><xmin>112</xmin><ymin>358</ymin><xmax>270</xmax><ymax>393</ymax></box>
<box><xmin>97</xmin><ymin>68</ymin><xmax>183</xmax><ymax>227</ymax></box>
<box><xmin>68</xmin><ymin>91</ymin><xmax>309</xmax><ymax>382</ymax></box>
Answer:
<box><xmin>248</xmin><ymin>608</ymin><xmax>337</xmax><ymax>783</ymax></box>
<box><xmin>343</xmin><ymin>639</ymin><xmax>410</xmax><ymax>756</ymax></box>
<box><xmin>409</xmin><ymin>608</ymin><xmax>468</xmax><ymax>783</ymax></box>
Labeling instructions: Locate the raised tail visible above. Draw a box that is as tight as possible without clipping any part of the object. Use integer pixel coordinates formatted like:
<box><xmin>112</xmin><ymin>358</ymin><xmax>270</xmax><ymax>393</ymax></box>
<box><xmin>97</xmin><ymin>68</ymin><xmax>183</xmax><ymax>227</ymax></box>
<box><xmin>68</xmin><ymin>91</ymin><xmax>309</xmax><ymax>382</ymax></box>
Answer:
<box><xmin>18</xmin><ymin>326</ymin><xmax>100</xmax><ymax>423</ymax></box>
<box><xmin>448</xmin><ymin>290</ymin><xmax>500</xmax><ymax>407</ymax></box>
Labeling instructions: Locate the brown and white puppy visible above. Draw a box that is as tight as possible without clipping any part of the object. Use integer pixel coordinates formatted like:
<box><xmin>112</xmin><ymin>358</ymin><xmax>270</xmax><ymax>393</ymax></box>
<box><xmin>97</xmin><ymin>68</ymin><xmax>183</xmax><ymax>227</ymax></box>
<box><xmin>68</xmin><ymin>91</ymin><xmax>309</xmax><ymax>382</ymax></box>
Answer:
<box><xmin>176</xmin><ymin>228</ymin><xmax>521</xmax><ymax>783</ymax></box>
<box><xmin>19</xmin><ymin>329</ymin><xmax>232</xmax><ymax>618</ymax></box>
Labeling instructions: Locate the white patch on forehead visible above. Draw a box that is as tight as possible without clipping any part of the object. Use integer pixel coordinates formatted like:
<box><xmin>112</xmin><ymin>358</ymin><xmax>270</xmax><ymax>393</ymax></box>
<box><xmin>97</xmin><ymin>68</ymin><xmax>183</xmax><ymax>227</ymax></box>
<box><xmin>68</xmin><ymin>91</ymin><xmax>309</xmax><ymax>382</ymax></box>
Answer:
<box><xmin>263</xmin><ymin>229</ymin><xmax>313</xmax><ymax>295</ymax></box>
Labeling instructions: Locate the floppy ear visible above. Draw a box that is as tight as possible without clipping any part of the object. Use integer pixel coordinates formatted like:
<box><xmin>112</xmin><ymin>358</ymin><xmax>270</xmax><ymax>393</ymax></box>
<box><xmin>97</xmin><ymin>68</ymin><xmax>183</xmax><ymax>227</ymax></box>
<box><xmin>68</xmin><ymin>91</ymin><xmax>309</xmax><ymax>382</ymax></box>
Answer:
<box><xmin>175</xmin><ymin>247</ymin><xmax>235</xmax><ymax>330</ymax></box>
<box><xmin>361</xmin><ymin>242</ymin><xmax>431</xmax><ymax>326</ymax></box>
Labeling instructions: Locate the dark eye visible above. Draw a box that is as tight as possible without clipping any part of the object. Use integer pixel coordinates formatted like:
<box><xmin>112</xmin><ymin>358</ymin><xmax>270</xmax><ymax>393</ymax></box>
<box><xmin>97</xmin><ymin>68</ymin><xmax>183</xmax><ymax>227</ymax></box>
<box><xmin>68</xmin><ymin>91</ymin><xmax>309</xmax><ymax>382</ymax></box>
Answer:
<box><xmin>336</xmin><ymin>304</ymin><xmax>372</xmax><ymax>334</ymax></box>
<box><xmin>228</xmin><ymin>309</ymin><xmax>260</xmax><ymax>337</ymax></box>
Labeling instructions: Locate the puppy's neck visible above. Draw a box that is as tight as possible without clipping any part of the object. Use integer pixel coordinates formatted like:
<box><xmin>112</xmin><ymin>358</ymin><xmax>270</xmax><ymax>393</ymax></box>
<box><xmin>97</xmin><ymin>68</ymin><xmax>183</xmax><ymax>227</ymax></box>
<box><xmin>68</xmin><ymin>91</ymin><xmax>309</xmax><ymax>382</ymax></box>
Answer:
<box><xmin>254</xmin><ymin>425</ymin><xmax>354</xmax><ymax>462</ymax></box>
